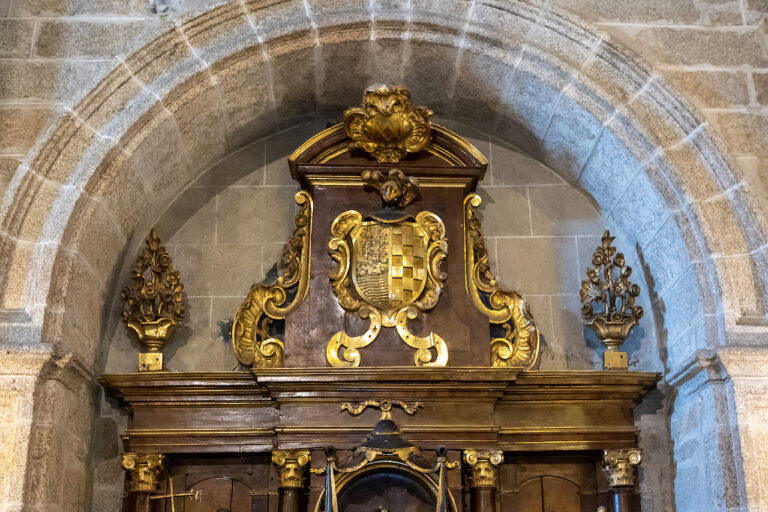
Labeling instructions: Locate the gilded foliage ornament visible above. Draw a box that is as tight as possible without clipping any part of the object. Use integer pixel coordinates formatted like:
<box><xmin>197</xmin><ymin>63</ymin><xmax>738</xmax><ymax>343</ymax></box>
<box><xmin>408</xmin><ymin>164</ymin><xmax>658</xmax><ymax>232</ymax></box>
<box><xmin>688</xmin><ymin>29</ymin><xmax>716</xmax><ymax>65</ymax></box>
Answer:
<box><xmin>463</xmin><ymin>194</ymin><xmax>540</xmax><ymax>369</ymax></box>
<box><xmin>233</xmin><ymin>191</ymin><xmax>313</xmax><ymax>368</ymax></box>
<box><xmin>580</xmin><ymin>231</ymin><xmax>643</xmax><ymax>369</ymax></box>
<box><xmin>344</xmin><ymin>85</ymin><xmax>433</xmax><ymax>163</ymax></box>
<box><xmin>121</xmin><ymin>229</ymin><xmax>184</xmax><ymax>371</ymax></box>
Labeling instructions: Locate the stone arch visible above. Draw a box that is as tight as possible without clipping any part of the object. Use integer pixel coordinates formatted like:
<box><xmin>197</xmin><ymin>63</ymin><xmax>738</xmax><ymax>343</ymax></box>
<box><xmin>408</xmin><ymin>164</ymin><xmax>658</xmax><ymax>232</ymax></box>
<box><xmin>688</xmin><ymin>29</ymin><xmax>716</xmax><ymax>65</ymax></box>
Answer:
<box><xmin>0</xmin><ymin>0</ymin><xmax>763</xmax><ymax>509</ymax></box>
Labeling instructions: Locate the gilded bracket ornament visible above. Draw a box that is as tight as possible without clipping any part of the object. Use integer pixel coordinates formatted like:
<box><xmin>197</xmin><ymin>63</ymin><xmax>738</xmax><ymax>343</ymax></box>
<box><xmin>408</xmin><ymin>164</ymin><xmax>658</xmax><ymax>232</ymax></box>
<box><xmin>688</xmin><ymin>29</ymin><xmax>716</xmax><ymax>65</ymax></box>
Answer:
<box><xmin>340</xmin><ymin>399</ymin><xmax>424</xmax><ymax>420</ymax></box>
<box><xmin>463</xmin><ymin>194</ymin><xmax>540</xmax><ymax>369</ymax></box>
<box><xmin>272</xmin><ymin>449</ymin><xmax>311</xmax><ymax>488</ymax></box>
<box><xmin>121</xmin><ymin>229</ymin><xmax>185</xmax><ymax>371</ymax></box>
<box><xmin>463</xmin><ymin>449</ymin><xmax>503</xmax><ymax>488</ymax></box>
<box><xmin>233</xmin><ymin>191</ymin><xmax>313</xmax><ymax>368</ymax></box>
<box><xmin>602</xmin><ymin>448</ymin><xmax>642</xmax><ymax>487</ymax></box>
<box><xmin>580</xmin><ymin>230</ymin><xmax>643</xmax><ymax>370</ymax></box>
<box><xmin>343</xmin><ymin>85</ymin><xmax>433</xmax><ymax>163</ymax></box>
<box><xmin>122</xmin><ymin>453</ymin><xmax>165</xmax><ymax>493</ymax></box>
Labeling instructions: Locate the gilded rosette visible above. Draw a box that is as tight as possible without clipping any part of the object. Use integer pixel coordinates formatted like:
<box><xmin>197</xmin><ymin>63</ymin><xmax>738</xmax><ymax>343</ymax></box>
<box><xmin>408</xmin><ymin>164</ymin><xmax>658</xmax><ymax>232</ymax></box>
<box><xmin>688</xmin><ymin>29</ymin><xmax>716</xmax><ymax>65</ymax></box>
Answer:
<box><xmin>343</xmin><ymin>85</ymin><xmax>433</xmax><ymax>163</ymax></box>
<box><xmin>232</xmin><ymin>191</ymin><xmax>313</xmax><ymax>368</ymax></box>
<box><xmin>463</xmin><ymin>194</ymin><xmax>540</xmax><ymax>369</ymax></box>
<box><xmin>121</xmin><ymin>229</ymin><xmax>185</xmax><ymax>371</ymax></box>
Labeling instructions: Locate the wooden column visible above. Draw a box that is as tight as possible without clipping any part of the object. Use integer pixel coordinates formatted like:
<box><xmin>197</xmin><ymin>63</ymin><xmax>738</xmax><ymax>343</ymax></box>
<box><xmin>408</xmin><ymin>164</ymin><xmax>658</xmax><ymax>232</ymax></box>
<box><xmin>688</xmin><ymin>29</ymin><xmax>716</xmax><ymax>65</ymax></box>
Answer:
<box><xmin>121</xmin><ymin>453</ymin><xmax>165</xmax><ymax>512</ymax></box>
<box><xmin>273</xmin><ymin>449</ymin><xmax>311</xmax><ymax>512</ymax></box>
<box><xmin>602</xmin><ymin>448</ymin><xmax>642</xmax><ymax>512</ymax></box>
<box><xmin>464</xmin><ymin>449</ymin><xmax>503</xmax><ymax>512</ymax></box>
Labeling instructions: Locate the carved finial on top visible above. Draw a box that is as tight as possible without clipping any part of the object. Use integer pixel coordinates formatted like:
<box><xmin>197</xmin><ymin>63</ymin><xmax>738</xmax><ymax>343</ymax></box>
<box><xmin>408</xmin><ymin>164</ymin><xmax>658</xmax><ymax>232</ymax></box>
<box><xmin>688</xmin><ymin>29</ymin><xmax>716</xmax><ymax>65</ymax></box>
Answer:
<box><xmin>580</xmin><ymin>230</ymin><xmax>643</xmax><ymax>370</ymax></box>
<box><xmin>362</xmin><ymin>168</ymin><xmax>420</xmax><ymax>208</ymax></box>
<box><xmin>344</xmin><ymin>85</ymin><xmax>433</xmax><ymax>163</ymax></box>
<box><xmin>121</xmin><ymin>229</ymin><xmax>185</xmax><ymax>371</ymax></box>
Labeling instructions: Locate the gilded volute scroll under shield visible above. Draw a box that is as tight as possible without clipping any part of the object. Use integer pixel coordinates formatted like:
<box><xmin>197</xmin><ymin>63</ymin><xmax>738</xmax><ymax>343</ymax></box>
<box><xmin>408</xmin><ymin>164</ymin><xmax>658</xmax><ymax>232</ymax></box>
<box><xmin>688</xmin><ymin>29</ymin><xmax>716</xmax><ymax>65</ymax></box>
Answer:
<box><xmin>327</xmin><ymin>170</ymin><xmax>448</xmax><ymax>368</ymax></box>
<box><xmin>232</xmin><ymin>191</ymin><xmax>313</xmax><ymax>368</ymax></box>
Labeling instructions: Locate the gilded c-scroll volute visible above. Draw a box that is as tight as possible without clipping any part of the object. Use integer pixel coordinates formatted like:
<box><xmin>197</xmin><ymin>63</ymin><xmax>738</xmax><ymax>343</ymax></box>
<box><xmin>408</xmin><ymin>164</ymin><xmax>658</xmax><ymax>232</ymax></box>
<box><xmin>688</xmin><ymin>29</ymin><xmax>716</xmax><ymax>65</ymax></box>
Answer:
<box><xmin>122</xmin><ymin>453</ymin><xmax>165</xmax><ymax>493</ymax></box>
<box><xmin>602</xmin><ymin>448</ymin><xmax>642</xmax><ymax>487</ymax></box>
<box><xmin>232</xmin><ymin>191</ymin><xmax>313</xmax><ymax>368</ymax></box>
<box><xmin>463</xmin><ymin>195</ymin><xmax>540</xmax><ymax>369</ymax></box>
<box><xmin>272</xmin><ymin>449</ymin><xmax>311</xmax><ymax>488</ymax></box>
<box><xmin>463</xmin><ymin>449</ymin><xmax>503</xmax><ymax>488</ymax></box>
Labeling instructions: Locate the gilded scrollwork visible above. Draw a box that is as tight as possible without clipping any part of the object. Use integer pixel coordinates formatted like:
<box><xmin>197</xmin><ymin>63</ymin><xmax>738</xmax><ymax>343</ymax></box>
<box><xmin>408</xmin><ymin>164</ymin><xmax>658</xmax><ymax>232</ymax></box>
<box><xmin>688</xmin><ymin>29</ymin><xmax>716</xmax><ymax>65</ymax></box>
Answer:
<box><xmin>232</xmin><ymin>191</ymin><xmax>313</xmax><ymax>368</ymax></box>
<box><xmin>121</xmin><ymin>229</ymin><xmax>185</xmax><ymax>371</ymax></box>
<box><xmin>344</xmin><ymin>85</ymin><xmax>433</xmax><ymax>164</ymax></box>
<box><xmin>463</xmin><ymin>194</ymin><xmax>540</xmax><ymax>369</ymax></box>
<box><xmin>327</xmin><ymin>194</ymin><xmax>448</xmax><ymax>367</ymax></box>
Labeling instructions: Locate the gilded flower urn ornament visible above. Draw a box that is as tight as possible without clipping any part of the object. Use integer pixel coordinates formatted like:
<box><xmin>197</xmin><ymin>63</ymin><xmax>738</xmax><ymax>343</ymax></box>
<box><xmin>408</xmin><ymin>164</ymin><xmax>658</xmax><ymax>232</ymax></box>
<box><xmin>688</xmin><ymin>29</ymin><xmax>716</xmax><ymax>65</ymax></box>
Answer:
<box><xmin>580</xmin><ymin>231</ymin><xmax>643</xmax><ymax>370</ymax></box>
<box><xmin>121</xmin><ymin>229</ymin><xmax>185</xmax><ymax>371</ymax></box>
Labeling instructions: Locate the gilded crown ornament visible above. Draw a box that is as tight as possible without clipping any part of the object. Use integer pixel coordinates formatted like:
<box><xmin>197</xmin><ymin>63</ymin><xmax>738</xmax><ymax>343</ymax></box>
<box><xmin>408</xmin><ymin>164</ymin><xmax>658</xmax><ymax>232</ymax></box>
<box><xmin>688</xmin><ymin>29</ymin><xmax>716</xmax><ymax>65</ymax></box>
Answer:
<box><xmin>233</xmin><ymin>191</ymin><xmax>313</xmax><ymax>368</ymax></box>
<box><xmin>121</xmin><ymin>229</ymin><xmax>184</xmax><ymax>371</ymax></box>
<box><xmin>327</xmin><ymin>171</ymin><xmax>448</xmax><ymax>368</ymax></box>
<box><xmin>463</xmin><ymin>195</ymin><xmax>540</xmax><ymax>369</ymax></box>
<box><xmin>580</xmin><ymin>231</ymin><xmax>643</xmax><ymax>370</ymax></box>
<box><xmin>344</xmin><ymin>85</ymin><xmax>433</xmax><ymax>163</ymax></box>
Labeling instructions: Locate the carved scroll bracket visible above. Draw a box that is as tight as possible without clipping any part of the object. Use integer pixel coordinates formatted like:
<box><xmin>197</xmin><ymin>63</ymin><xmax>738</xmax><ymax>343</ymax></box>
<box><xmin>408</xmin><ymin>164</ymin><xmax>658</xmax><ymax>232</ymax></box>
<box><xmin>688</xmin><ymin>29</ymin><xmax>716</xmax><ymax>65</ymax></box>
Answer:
<box><xmin>233</xmin><ymin>191</ymin><xmax>313</xmax><ymax>368</ymax></box>
<box><xmin>463</xmin><ymin>194</ymin><xmax>539</xmax><ymax>369</ymax></box>
<box><xmin>340</xmin><ymin>399</ymin><xmax>424</xmax><ymax>420</ymax></box>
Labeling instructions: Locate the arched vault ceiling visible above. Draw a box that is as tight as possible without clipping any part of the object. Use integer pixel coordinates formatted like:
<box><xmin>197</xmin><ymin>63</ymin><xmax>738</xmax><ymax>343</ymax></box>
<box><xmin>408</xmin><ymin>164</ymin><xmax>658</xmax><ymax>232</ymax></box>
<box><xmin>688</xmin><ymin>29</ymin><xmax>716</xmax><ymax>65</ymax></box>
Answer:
<box><xmin>0</xmin><ymin>0</ymin><xmax>765</xmax><ymax>372</ymax></box>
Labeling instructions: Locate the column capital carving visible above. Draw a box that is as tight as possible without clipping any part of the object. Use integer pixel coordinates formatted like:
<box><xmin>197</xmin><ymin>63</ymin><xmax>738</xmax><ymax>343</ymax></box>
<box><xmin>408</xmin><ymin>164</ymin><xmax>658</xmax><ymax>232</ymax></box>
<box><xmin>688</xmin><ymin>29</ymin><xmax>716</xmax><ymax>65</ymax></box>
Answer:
<box><xmin>463</xmin><ymin>449</ymin><xmax>503</xmax><ymax>488</ymax></box>
<box><xmin>602</xmin><ymin>448</ymin><xmax>641</xmax><ymax>487</ymax></box>
<box><xmin>121</xmin><ymin>453</ymin><xmax>165</xmax><ymax>493</ymax></box>
<box><xmin>272</xmin><ymin>449</ymin><xmax>311</xmax><ymax>488</ymax></box>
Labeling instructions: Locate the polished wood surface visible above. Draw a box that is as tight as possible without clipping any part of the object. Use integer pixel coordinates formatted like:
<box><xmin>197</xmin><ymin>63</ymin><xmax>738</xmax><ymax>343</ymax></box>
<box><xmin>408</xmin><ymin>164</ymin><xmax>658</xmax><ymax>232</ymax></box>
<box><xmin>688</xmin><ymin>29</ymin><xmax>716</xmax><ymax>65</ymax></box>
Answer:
<box><xmin>101</xmin><ymin>369</ymin><xmax>657</xmax><ymax>454</ymax></box>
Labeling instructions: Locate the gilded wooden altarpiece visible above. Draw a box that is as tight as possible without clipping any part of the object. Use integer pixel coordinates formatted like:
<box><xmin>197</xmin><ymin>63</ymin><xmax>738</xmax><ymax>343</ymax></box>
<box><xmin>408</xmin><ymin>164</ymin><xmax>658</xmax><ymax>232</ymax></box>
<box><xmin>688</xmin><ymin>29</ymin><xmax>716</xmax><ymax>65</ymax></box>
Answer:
<box><xmin>102</xmin><ymin>86</ymin><xmax>657</xmax><ymax>512</ymax></box>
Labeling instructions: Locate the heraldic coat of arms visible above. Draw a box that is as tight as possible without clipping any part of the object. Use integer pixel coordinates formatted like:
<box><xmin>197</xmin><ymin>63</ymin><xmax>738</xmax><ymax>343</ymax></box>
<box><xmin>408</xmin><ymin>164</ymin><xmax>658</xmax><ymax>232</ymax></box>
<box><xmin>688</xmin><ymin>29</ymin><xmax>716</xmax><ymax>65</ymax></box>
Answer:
<box><xmin>327</xmin><ymin>169</ymin><xmax>448</xmax><ymax>368</ymax></box>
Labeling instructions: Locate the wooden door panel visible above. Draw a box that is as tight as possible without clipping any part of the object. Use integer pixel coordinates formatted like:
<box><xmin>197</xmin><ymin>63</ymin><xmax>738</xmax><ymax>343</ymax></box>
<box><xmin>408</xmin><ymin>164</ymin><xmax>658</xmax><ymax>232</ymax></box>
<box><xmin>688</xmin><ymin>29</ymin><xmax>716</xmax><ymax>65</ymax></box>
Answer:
<box><xmin>183</xmin><ymin>477</ymin><xmax>251</xmax><ymax>512</ymax></box>
<box><xmin>506</xmin><ymin>478</ymin><xmax>544</xmax><ymax>512</ymax></box>
<box><xmin>541</xmin><ymin>477</ymin><xmax>580</xmax><ymax>512</ymax></box>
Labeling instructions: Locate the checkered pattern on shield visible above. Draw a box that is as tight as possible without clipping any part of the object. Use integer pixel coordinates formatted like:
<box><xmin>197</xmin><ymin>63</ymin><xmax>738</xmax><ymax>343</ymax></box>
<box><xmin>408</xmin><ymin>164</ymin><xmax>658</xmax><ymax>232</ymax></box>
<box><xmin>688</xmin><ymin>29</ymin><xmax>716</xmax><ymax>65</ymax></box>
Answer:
<box><xmin>389</xmin><ymin>224</ymin><xmax>427</xmax><ymax>305</ymax></box>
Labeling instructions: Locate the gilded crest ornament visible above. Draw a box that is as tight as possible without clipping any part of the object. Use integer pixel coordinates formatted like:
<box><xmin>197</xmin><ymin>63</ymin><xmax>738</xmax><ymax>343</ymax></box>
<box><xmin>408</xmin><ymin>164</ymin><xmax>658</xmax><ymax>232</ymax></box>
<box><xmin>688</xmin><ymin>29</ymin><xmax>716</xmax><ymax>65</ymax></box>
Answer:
<box><xmin>463</xmin><ymin>194</ymin><xmax>540</xmax><ymax>369</ymax></box>
<box><xmin>232</xmin><ymin>191</ymin><xmax>313</xmax><ymax>368</ymax></box>
<box><xmin>580</xmin><ymin>230</ymin><xmax>643</xmax><ymax>370</ymax></box>
<box><xmin>121</xmin><ymin>229</ymin><xmax>185</xmax><ymax>371</ymax></box>
<box><xmin>327</xmin><ymin>171</ymin><xmax>448</xmax><ymax>368</ymax></box>
<box><xmin>344</xmin><ymin>85</ymin><xmax>433</xmax><ymax>163</ymax></box>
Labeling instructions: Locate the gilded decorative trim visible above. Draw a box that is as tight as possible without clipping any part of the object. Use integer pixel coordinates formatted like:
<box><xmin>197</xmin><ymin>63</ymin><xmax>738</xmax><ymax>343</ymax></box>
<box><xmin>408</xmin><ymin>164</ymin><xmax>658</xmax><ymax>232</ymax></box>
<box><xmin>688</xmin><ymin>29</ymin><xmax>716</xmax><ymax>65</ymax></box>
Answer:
<box><xmin>343</xmin><ymin>85</ymin><xmax>433</xmax><ymax>163</ymax></box>
<box><xmin>463</xmin><ymin>449</ymin><xmax>503</xmax><ymax>488</ymax></box>
<box><xmin>602</xmin><ymin>448</ymin><xmax>642</xmax><ymax>487</ymax></box>
<box><xmin>272</xmin><ymin>449</ymin><xmax>311</xmax><ymax>488</ymax></box>
<box><xmin>232</xmin><ymin>191</ymin><xmax>313</xmax><ymax>367</ymax></box>
<box><xmin>121</xmin><ymin>229</ymin><xmax>185</xmax><ymax>371</ymax></box>
<box><xmin>122</xmin><ymin>453</ymin><xmax>165</xmax><ymax>493</ymax></box>
<box><xmin>463</xmin><ymin>194</ymin><xmax>539</xmax><ymax>369</ymax></box>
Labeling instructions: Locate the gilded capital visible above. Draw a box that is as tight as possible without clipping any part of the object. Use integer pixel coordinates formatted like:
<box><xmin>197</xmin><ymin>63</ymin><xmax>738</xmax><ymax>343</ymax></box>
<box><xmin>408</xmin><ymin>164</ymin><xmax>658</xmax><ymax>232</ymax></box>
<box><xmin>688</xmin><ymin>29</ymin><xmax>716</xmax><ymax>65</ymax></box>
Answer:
<box><xmin>602</xmin><ymin>448</ymin><xmax>642</xmax><ymax>487</ymax></box>
<box><xmin>463</xmin><ymin>449</ymin><xmax>503</xmax><ymax>488</ymax></box>
<box><xmin>272</xmin><ymin>449</ymin><xmax>311</xmax><ymax>488</ymax></box>
<box><xmin>122</xmin><ymin>453</ymin><xmax>165</xmax><ymax>493</ymax></box>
